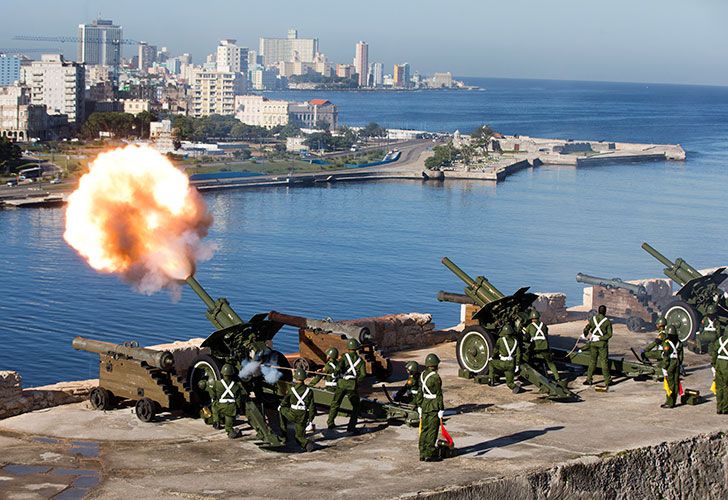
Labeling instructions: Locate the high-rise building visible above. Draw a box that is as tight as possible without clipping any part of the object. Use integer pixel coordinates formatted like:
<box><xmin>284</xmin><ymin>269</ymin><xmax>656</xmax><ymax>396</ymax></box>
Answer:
<box><xmin>21</xmin><ymin>54</ymin><xmax>85</xmax><ymax>123</ymax></box>
<box><xmin>353</xmin><ymin>42</ymin><xmax>368</xmax><ymax>87</ymax></box>
<box><xmin>138</xmin><ymin>42</ymin><xmax>157</xmax><ymax>72</ymax></box>
<box><xmin>335</xmin><ymin>64</ymin><xmax>354</xmax><ymax>79</ymax></box>
<box><xmin>77</xmin><ymin>19</ymin><xmax>122</xmax><ymax>67</ymax></box>
<box><xmin>0</xmin><ymin>55</ymin><xmax>22</xmax><ymax>86</ymax></box>
<box><xmin>250</xmin><ymin>68</ymin><xmax>278</xmax><ymax>90</ymax></box>
<box><xmin>259</xmin><ymin>29</ymin><xmax>318</xmax><ymax>66</ymax></box>
<box><xmin>368</xmin><ymin>62</ymin><xmax>383</xmax><ymax>87</ymax></box>
<box><xmin>393</xmin><ymin>63</ymin><xmax>411</xmax><ymax>88</ymax></box>
<box><xmin>216</xmin><ymin>39</ymin><xmax>248</xmax><ymax>75</ymax></box>
<box><xmin>190</xmin><ymin>69</ymin><xmax>245</xmax><ymax>117</ymax></box>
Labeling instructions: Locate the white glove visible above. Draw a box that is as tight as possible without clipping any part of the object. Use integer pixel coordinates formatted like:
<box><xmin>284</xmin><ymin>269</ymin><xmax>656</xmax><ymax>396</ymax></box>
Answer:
<box><xmin>437</xmin><ymin>410</ymin><xmax>444</xmax><ymax>419</ymax></box>
<box><xmin>515</xmin><ymin>365</ymin><xmax>520</xmax><ymax>373</ymax></box>
<box><xmin>417</xmin><ymin>407</ymin><xmax>422</xmax><ymax>418</ymax></box>
<box><xmin>277</xmin><ymin>405</ymin><xmax>281</xmax><ymax>412</ymax></box>
<box><xmin>712</xmin><ymin>367</ymin><xmax>716</xmax><ymax>377</ymax></box>
<box><xmin>305</xmin><ymin>422</ymin><xmax>315</xmax><ymax>433</ymax></box>
<box><xmin>662</xmin><ymin>369</ymin><xmax>668</xmax><ymax>377</ymax></box>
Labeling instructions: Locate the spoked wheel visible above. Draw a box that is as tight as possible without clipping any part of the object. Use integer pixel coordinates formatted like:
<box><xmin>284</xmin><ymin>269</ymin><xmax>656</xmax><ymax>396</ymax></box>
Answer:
<box><xmin>187</xmin><ymin>354</ymin><xmax>223</xmax><ymax>406</ymax></box>
<box><xmin>456</xmin><ymin>325</ymin><xmax>495</xmax><ymax>375</ymax></box>
<box><xmin>135</xmin><ymin>397</ymin><xmax>158</xmax><ymax>422</ymax></box>
<box><xmin>89</xmin><ymin>387</ymin><xmax>113</xmax><ymax>410</ymax></box>
<box><xmin>663</xmin><ymin>300</ymin><xmax>700</xmax><ymax>342</ymax></box>
<box><xmin>293</xmin><ymin>357</ymin><xmax>312</xmax><ymax>372</ymax></box>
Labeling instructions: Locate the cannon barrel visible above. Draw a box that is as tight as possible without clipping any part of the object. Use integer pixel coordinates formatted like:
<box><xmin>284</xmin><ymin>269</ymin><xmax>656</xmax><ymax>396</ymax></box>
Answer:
<box><xmin>268</xmin><ymin>311</ymin><xmax>373</xmax><ymax>344</ymax></box>
<box><xmin>72</xmin><ymin>336</ymin><xmax>175</xmax><ymax>371</ymax></box>
<box><xmin>185</xmin><ymin>275</ymin><xmax>243</xmax><ymax>330</ymax></box>
<box><xmin>576</xmin><ymin>273</ymin><xmax>647</xmax><ymax>296</ymax></box>
<box><xmin>641</xmin><ymin>242</ymin><xmax>702</xmax><ymax>286</ymax></box>
<box><xmin>437</xmin><ymin>291</ymin><xmax>477</xmax><ymax>305</ymax></box>
<box><xmin>441</xmin><ymin>257</ymin><xmax>503</xmax><ymax>304</ymax></box>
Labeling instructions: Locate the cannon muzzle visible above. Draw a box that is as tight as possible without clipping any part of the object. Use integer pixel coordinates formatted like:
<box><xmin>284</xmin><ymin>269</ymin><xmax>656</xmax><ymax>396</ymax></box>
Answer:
<box><xmin>441</xmin><ymin>257</ymin><xmax>504</xmax><ymax>304</ymax></box>
<box><xmin>641</xmin><ymin>242</ymin><xmax>702</xmax><ymax>286</ymax></box>
<box><xmin>437</xmin><ymin>291</ymin><xmax>477</xmax><ymax>305</ymax></box>
<box><xmin>268</xmin><ymin>311</ymin><xmax>373</xmax><ymax>344</ymax></box>
<box><xmin>576</xmin><ymin>273</ymin><xmax>647</xmax><ymax>296</ymax></box>
<box><xmin>72</xmin><ymin>336</ymin><xmax>175</xmax><ymax>371</ymax></box>
<box><xmin>185</xmin><ymin>275</ymin><xmax>244</xmax><ymax>330</ymax></box>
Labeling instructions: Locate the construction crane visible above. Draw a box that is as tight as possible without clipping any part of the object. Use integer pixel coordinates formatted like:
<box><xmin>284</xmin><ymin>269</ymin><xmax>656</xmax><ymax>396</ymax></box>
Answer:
<box><xmin>13</xmin><ymin>35</ymin><xmax>138</xmax><ymax>45</ymax></box>
<box><xmin>0</xmin><ymin>48</ymin><xmax>61</xmax><ymax>55</ymax></box>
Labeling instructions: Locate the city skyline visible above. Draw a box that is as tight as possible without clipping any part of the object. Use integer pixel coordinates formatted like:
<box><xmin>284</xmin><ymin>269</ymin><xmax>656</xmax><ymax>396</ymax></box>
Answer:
<box><xmin>0</xmin><ymin>0</ymin><xmax>726</xmax><ymax>86</ymax></box>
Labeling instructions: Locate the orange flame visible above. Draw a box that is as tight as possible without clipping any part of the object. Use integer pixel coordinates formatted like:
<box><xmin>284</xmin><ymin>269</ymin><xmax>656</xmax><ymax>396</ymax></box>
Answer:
<box><xmin>64</xmin><ymin>145</ymin><xmax>214</xmax><ymax>294</ymax></box>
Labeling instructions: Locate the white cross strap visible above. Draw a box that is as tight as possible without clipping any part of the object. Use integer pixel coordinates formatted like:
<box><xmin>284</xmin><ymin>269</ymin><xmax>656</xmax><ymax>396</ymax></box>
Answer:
<box><xmin>291</xmin><ymin>386</ymin><xmax>310</xmax><ymax>410</ymax></box>
<box><xmin>343</xmin><ymin>353</ymin><xmax>361</xmax><ymax>380</ymax></box>
<box><xmin>219</xmin><ymin>379</ymin><xmax>236</xmax><ymax>403</ymax></box>
<box><xmin>532</xmin><ymin>322</ymin><xmax>546</xmax><ymax>341</ymax></box>
<box><xmin>666</xmin><ymin>340</ymin><xmax>680</xmax><ymax>359</ymax></box>
<box><xmin>420</xmin><ymin>371</ymin><xmax>437</xmax><ymax>399</ymax></box>
<box><xmin>718</xmin><ymin>337</ymin><xmax>728</xmax><ymax>360</ymax></box>
<box><xmin>499</xmin><ymin>337</ymin><xmax>517</xmax><ymax>361</ymax></box>
<box><xmin>705</xmin><ymin>319</ymin><xmax>716</xmax><ymax>332</ymax></box>
<box><xmin>591</xmin><ymin>317</ymin><xmax>607</xmax><ymax>340</ymax></box>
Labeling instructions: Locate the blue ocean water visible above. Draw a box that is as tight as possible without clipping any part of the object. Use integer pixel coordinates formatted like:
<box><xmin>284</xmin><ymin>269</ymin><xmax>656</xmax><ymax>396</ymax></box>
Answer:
<box><xmin>1</xmin><ymin>78</ymin><xmax>727</xmax><ymax>386</ymax></box>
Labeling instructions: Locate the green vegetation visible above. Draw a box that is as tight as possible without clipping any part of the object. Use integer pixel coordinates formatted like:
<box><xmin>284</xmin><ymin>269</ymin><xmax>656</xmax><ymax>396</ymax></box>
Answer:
<box><xmin>288</xmin><ymin>73</ymin><xmax>359</xmax><ymax>89</ymax></box>
<box><xmin>0</xmin><ymin>137</ymin><xmax>22</xmax><ymax>174</ymax></box>
<box><xmin>359</xmin><ymin>122</ymin><xmax>388</xmax><ymax>139</ymax></box>
<box><xmin>304</xmin><ymin>127</ymin><xmax>357</xmax><ymax>152</ymax></box>
<box><xmin>81</xmin><ymin>111</ymin><xmax>160</xmax><ymax>140</ymax></box>
<box><xmin>171</xmin><ymin>115</ymin><xmax>301</xmax><ymax>142</ymax></box>
<box><xmin>424</xmin><ymin>143</ymin><xmax>456</xmax><ymax>169</ymax></box>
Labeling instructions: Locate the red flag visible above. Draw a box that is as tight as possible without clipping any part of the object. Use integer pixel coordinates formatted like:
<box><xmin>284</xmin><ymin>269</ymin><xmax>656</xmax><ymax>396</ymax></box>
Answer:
<box><xmin>678</xmin><ymin>380</ymin><xmax>684</xmax><ymax>396</ymax></box>
<box><xmin>440</xmin><ymin>419</ymin><xmax>454</xmax><ymax>447</ymax></box>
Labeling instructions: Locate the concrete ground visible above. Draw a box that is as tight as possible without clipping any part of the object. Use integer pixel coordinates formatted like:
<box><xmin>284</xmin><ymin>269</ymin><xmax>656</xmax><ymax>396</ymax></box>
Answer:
<box><xmin>1</xmin><ymin>321</ymin><xmax>725</xmax><ymax>499</ymax></box>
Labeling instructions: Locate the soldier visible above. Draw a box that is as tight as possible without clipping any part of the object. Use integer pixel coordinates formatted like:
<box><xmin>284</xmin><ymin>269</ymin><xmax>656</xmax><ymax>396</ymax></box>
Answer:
<box><xmin>278</xmin><ymin>367</ymin><xmax>316</xmax><ymax>452</ymax></box>
<box><xmin>661</xmin><ymin>325</ymin><xmax>684</xmax><ymax>409</ymax></box>
<box><xmin>488</xmin><ymin>323</ymin><xmax>522</xmax><ymax>393</ymax></box>
<box><xmin>211</xmin><ymin>364</ymin><xmax>245</xmax><ymax>438</ymax></box>
<box><xmin>394</xmin><ymin>361</ymin><xmax>421</xmax><ymax>404</ymax></box>
<box><xmin>697</xmin><ymin>304</ymin><xmax>720</xmax><ymax>354</ymax></box>
<box><xmin>327</xmin><ymin>338</ymin><xmax>366</xmax><ymax>434</ymax></box>
<box><xmin>523</xmin><ymin>310</ymin><xmax>561</xmax><ymax>382</ymax></box>
<box><xmin>309</xmin><ymin>347</ymin><xmax>339</xmax><ymax>391</ymax></box>
<box><xmin>641</xmin><ymin>317</ymin><xmax>668</xmax><ymax>362</ymax></box>
<box><xmin>582</xmin><ymin>305</ymin><xmax>613</xmax><ymax>389</ymax></box>
<box><xmin>709</xmin><ymin>323</ymin><xmax>728</xmax><ymax>414</ymax></box>
<box><xmin>414</xmin><ymin>353</ymin><xmax>445</xmax><ymax>462</ymax></box>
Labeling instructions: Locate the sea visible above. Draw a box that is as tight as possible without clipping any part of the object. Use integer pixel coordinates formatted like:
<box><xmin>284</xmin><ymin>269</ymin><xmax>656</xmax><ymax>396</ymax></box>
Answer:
<box><xmin>1</xmin><ymin>77</ymin><xmax>727</xmax><ymax>386</ymax></box>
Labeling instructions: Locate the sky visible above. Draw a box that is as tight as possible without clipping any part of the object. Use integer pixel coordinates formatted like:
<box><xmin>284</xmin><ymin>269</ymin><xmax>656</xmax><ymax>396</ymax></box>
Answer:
<box><xmin>1</xmin><ymin>0</ymin><xmax>726</xmax><ymax>86</ymax></box>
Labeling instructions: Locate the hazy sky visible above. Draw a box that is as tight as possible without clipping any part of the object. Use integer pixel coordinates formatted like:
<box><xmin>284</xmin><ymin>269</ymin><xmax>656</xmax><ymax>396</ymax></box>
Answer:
<box><xmin>2</xmin><ymin>0</ymin><xmax>726</xmax><ymax>86</ymax></box>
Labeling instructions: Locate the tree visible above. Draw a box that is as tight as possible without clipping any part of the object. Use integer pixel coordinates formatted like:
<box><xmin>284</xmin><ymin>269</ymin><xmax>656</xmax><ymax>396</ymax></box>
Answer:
<box><xmin>424</xmin><ymin>143</ymin><xmax>456</xmax><ymax>169</ymax></box>
<box><xmin>471</xmin><ymin>125</ymin><xmax>496</xmax><ymax>149</ymax></box>
<box><xmin>0</xmin><ymin>137</ymin><xmax>22</xmax><ymax>173</ymax></box>
<box><xmin>81</xmin><ymin>112</ymin><xmax>136</xmax><ymax>139</ymax></box>
<box><xmin>134</xmin><ymin>110</ymin><xmax>158</xmax><ymax>139</ymax></box>
<box><xmin>360</xmin><ymin>122</ymin><xmax>387</xmax><ymax>139</ymax></box>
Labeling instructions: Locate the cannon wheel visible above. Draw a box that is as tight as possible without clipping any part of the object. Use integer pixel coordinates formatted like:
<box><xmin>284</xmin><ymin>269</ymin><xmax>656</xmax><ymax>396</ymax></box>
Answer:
<box><xmin>456</xmin><ymin>325</ymin><xmax>495</xmax><ymax>375</ymax></box>
<box><xmin>293</xmin><ymin>357</ymin><xmax>312</xmax><ymax>372</ymax></box>
<box><xmin>187</xmin><ymin>354</ymin><xmax>223</xmax><ymax>406</ymax></box>
<box><xmin>626</xmin><ymin>316</ymin><xmax>644</xmax><ymax>333</ymax></box>
<box><xmin>89</xmin><ymin>387</ymin><xmax>113</xmax><ymax>410</ymax></box>
<box><xmin>135</xmin><ymin>397</ymin><xmax>158</xmax><ymax>422</ymax></box>
<box><xmin>663</xmin><ymin>300</ymin><xmax>700</xmax><ymax>343</ymax></box>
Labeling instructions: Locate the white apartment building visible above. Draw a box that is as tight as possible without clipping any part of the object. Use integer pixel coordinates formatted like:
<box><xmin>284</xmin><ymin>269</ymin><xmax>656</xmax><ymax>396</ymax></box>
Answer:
<box><xmin>234</xmin><ymin>95</ymin><xmax>289</xmax><ymax>129</ymax></box>
<box><xmin>250</xmin><ymin>68</ymin><xmax>278</xmax><ymax>90</ymax></box>
<box><xmin>138</xmin><ymin>42</ymin><xmax>157</xmax><ymax>72</ymax></box>
<box><xmin>216</xmin><ymin>39</ymin><xmax>248</xmax><ymax>74</ymax></box>
<box><xmin>259</xmin><ymin>29</ymin><xmax>318</xmax><ymax>66</ymax></box>
<box><xmin>430</xmin><ymin>72</ymin><xmax>454</xmax><ymax>88</ymax></box>
<box><xmin>369</xmin><ymin>62</ymin><xmax>383</xmax><ymax>87</ymax></box>
<box><xmin>353</xmin><ymin>41</ymin><xmax>368</xmax><ymax>87</ymax></box>
<box><xmin>190</xmin><ymin>69</ymin><xmax>245</xmax><ymax>117</ymax></box>
<box><xmin>0</xmin><ymin>85</ymin><xmax>50</xmax><ymax>141</ymax></box>
<box><xmin>21</xmin><ymin>54</ymin><xmax>85</xmax><ymax>123</ymax></box>
<box><xmin>77</xmin><ymin>19</ymin><xmax>122</xmax><ymax>67</ymax></box>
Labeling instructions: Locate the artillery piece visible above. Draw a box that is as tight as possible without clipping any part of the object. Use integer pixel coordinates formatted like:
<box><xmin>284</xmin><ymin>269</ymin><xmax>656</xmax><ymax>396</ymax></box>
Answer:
<box><xmin>575</xmin><ymin>273</ymin><xmax>659</xmax><ymax>332</ymax></box>
<box><xmin>642</xmin><ymin>242</ymin><xmax>728</xmax><ymax>342</ymax></box>
<box><xmin>438</xmin><ymin>257</ymin><xmax>577</xmax><ymax>401</ymax></box>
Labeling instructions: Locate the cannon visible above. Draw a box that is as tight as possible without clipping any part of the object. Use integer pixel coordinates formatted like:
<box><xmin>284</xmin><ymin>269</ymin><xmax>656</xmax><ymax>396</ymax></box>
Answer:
<box><xmin>642</xmin><ymin>242</ymin><xmax>728</xmax><ymax>342</ymax></box>
<box><xmin>267</xmin><ymin>311</ymin><xmax>392</xmax><ymax>380</ymax></box>
<box><xmin>439</xmin><ymin>257</ymin><xmax>577</xmax><ymax>401</ymax></box>
<box><xmin>575</xmin><ymin>273</ymin><xmax>658</xmax><ymax>332</ymax></box>
<box><xmin>72</xmin><ymin>336</ymin><xmax>192</xmax><ymax>422</ymax></box>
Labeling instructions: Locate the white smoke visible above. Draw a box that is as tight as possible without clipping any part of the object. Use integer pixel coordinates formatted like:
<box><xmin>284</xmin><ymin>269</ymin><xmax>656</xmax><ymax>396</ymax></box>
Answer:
<box><xmin>239</xmin><ymin>360</ymin><xmax>261</xmax><ymax>381</ymax></box>
<box><xmin>261</xmin><ymin>364</ymin><xmax>283</xmax><ymax>384</ymax></box>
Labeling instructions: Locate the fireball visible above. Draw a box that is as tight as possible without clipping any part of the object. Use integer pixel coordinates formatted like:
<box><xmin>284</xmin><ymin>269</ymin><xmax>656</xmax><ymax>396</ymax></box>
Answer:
<box><xmin>64</xmin><ymin>145</ymin><xmax>214</xmax><ymax>294</ymax></box>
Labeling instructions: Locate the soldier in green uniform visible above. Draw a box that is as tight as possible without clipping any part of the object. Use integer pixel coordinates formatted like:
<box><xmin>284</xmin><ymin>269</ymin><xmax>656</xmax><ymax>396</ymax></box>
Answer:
<box><xmin>210</xmin><ymin>364</ymin><xmax>245</xmax><ymax>438</ymax></box>
<box><xmin>661</xmin><ymin>325</ymin><xmax>684</xmax><ymax>409</ymax></box>
<box><xmin>488</xmin><ymin>323</ymin><xmax>522</xmax><ymax>393</ymax></box>
<box><xmin>394</xmin><ymin>361</ymin><xmax>421</xmax><ymax>404</ymax></box>
<box><xmin>641</xmin><ymin>317</ymin><xmax>668</xmax><ymax>362</ymax></box>
<box><xmin>523</xmin><ymin>310</ymin><xmax>560</xmax><ymax>382</ymax></box>
<box><xmin>709</xmin><ymin>323</ymin><xmax>728</xmax><ymax>414</ymax></box>
<box><xmin>278</xmin><ymin>367</ymin><xmax>316</xmax><ymax>451</ymax></box>
<box><xmin>327</xmin><ymin>338</ymin><xmax>366</xmax><ymax>434</ymax></box>
<box><xmin>309</xmin><ymin>347</ymin><xmax>339</xmax><ymax>391</ymax></box>
<box><xmin>696</xmin><ymin>304</ymin><xmax>720</xmax><ymax>354</ymax></box>
<box><xmin>582</xmin><ymin>305</ymin><xmax>613</xmax><ymax>389</ymax></box>
<box><xmin>414</xmin><ymin>353</ymin><xmax>445</xmax><ymax>462</ymax></box>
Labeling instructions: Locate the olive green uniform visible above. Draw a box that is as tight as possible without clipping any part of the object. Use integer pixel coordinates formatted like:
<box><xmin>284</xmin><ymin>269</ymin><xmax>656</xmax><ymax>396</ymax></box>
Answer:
<box><xmin>210</xmin><ymin>378</ymin><xmax>244</xmax><ymax>434</ymax></box>
<box><xmin>661</xmin><ymin>338</ymin><xmax>684</xmax><ymax>408</ymax></box>
<box><xmin>489</xmin><ymin>334</ymin><xmax>520</xmax><ymax>390</ymax></box>
<box><xmin>414</xmin><ymin>369</ymin><xmax>444</xmax><ymax>460</ymax></box>
<box><xmin>278</xmin><ymin>382</ymin><xmax>316</xmax><ymax>448</ymax></box>
<box><xmin>697</xmin><ymin>316</ymin><xmax>720</xmax><ymax>354</ymax></box>
<box><xmin>642</xmin><ymin>330</ymin><xmax>667</xmax><ymax>362</ymax></box>
<box><xmin>394</xmin><ymin>369</ymin><xmax>421</xmax><ymax>404</ymax></box>
<box><xmin>709</xmin><ymin>330</ymin><xmax>728</xmax><ymax>414</ymax></box>
<box><xmin>524</xmin><ymin>321</ymin><xmax>560</xmax><ymax>381</ymax></box>
<box><xmin>327</xmin><ymin>351</ymin><xmax>366</xmax><ymax>431</ymax></box>
<box><xmin>310</xmin><ymin>359</ymin><xmax>339</xmax><ymax>391</ymax></box>
<box><xmin>583</xmin><ymin>314</ymin><xmax>613</xmax><ymax>386</ymax></box>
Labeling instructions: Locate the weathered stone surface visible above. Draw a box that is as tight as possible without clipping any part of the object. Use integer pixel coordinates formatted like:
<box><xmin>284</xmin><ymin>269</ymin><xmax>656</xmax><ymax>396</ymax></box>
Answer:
<box><xmin>0</xmin><ymin>376</ymin><xmax>97</xmax><ymax>420</ymax></box>
<box><xmin>533</xmin><ymin>293</ymin><xmax>568</xmax><ymax>324</ymax></box>
<box><xmin>343</xmin><ymin>313</ymin><xmax>457</xmax><ymax>352</ymax></box>
<box><xmin>147</xmin><ymin>338</ymin><xmax>208</xmax><ymax>378</ymax></box>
